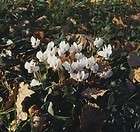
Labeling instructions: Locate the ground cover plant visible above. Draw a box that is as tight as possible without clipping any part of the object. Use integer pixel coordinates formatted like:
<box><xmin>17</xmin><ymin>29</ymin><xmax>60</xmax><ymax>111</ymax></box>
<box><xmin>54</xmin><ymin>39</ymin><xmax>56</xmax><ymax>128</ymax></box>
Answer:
<box><xmin>0</xmin><ymin>0</ymin><xmax>140</xmax><ymax>132</ymax></box>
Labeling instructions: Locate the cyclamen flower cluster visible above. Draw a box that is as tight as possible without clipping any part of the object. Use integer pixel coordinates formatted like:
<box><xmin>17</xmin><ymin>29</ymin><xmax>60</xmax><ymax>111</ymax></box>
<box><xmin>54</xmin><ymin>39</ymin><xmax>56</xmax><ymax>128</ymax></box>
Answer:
<box><xmin>97</xmin><ymin>44</ymin><xmax>112</xmax><ymax>60</ymax></box>
<box><xmin>35</xmin><ymin>38</ymin><xmax>112</xmax><ymax>81</ymax></box>
<box><xmin>36</xmin><ymin>41</ymin><xmax>61</xmax><ymax>70</ymax></box>
<box><xmin>94</xmin><ymin>37</ymin><xmax>112</xmax><ymax>60</ymax></box>
<box><xmin>62</xmin><ymin>55</ymin><xmax>99</xmax><ymax>81</ymax></box>
<box><xmin>35</xmin><ymin>40</ymin><xmax>90</xmax><ymax>81</ymax></box>
<box><xmin>24</xmin><ymin>37</ymin><xmax>113</xmax><ymax>82</ymax></box>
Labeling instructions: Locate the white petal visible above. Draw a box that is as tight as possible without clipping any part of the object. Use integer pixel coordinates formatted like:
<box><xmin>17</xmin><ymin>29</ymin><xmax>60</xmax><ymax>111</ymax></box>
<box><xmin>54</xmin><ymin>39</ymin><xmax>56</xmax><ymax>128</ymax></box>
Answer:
<box><xmin>47</xmin><ymin>55</ymin><xmax>61</xmax><ymax>70</ymax></box>
<box><xmin>69</xmin><ymin>42</ymin><xmax>82</xmax><ymax>53</ymax></box>
<box><xmin>30</xmin><ymin>79</ymin><xmax>41</xmax><ymax>87</ymax></box>
<box><xmin>98</xmin><ymin>69</ymin><xmax>113</xmax><ymax>79</ymax></box>
<box><xmin>36</xmin><ymin>38</ymin><xmax>40</xmax><ymax>46</ymax></box>
<box><xmin>6</xmin><ymin>50</ymin><xmax>12</xmax><ymax>56</ymax></box>
<box><xmin>34</xmin><ymin>66</ymin><xmax>40</xmax><ymax>72</ymax></box>
<box><xmin>58</xmin><ymin>48</ymin><xmax>63</xmax><ymax>56</ymax></box>
<box><xmin>97</xmin><ymin>51</ymin><xmax>105</xmax><ymax>57</ymax></box>
<box><xmin>71</xmin><ymin>62</ymin><xmax>79</xmax><ymax>71</ymax></box>
<box><xmin>24</xmin><ymin>62</ymin><xmax>30</xmax><ymax>70</ymax></box>
<box><xmin>7</xmin><ymin>39</ymin><xmax>13</xmax><ymax>45</ymax></box>
<box><xmin>94</xmin><ymin>38</ymin><xmax>104</xmax><ymax>48</ymax></box>
<box><xmin>31</xmin><ymin>36</ymin><xmax>36</xmax><ymax>44</ymax></box>
<box><xmin>90</xmin><ymin>63</ymin><xmax>99</xmax><ymax>73</ymax></box>
<box><xmin>81</xmin><ymin>71</ymin><xmax>89</xmax><ymax>81</ymax></box>
<box><xmin>75</xmin><ymin>53</ymin><xmax>84</xmax><ymax>60</ymax></box>
<box><xmin>78</xmin><ymin>57</ymin><xmax>88</xmax><ymax>69</ymax></box>
<box><xmin>97</xmin><ymin>44</ymin><xmax>112</xmax><ymax>59</ymax></box>
<box><xmin>70</xmin><ymin>72</ymin><xmax>77</xmax><ymax>80</ymax></box>
<box><xmin>36</xmin><ymin>51</ymin><xmax>44</xmax><ymax>62</ymax></box>
<box><xmin>36</xmin><ymin>51</ymin><xmax>43</xmax><ymax>58</ymax></box>
<box><xmin>47</xmin><ymin>41</ymin><xmax>55</xmax><ymax>50</ymax></box>
<box><xmin>31</xmin><ymin>37</ymin><xmax>40</xmax><ymax>48</ymax></box>
<box><xmin>59</xmin><ymin>41</ymin><xmax>70</xmax><ymax>53</ymax></box>
<box><xmin>59</xmin><ymin>41</ymin><xmax>66</xmax><ymax>49</ymax></box>
<box><xmin>24</xmin><ymin>60</ymin><xmax>39</xmax><ymax>73</ymax></box>
<box><xmin>69</xmin><ymin>45</ymin><xmax>75</xmax><ymax>53</ymax></box>
<box><xmin>48</xmin><ymin>102</ymin><xmax>54</xmax><ymax>116</ymax></box>
<box><xmin>62</xmin><ymin>61</ymin><xmax>71</xmax><ymax>72</ymax></box>
<box><xmin>18</xmin><ymin>112</ymin><xmax>28</xmax><ymax>121</ymax></box>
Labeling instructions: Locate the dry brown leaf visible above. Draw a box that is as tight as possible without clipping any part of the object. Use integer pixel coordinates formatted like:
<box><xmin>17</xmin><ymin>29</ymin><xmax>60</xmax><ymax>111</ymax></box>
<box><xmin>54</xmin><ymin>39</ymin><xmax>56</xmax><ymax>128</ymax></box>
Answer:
<box><xmin>131</xmin><ymin>67</ymin><xmax>140</xmax><ymax>83</ymax></box>
<box><xmin>4</xmin><ymin>86</ymin><xmax>18</xmax><ymax>110</ymax></box>
<box><xmin>76</xmin><ymin>34</ymin><xmax>88</xmax><ymax>47</ymax></box>
<box><xmin>131</xmin><ymin>13</ymin><xmax>140</xmax><ymax>22</ymax></box>
<box><xmin>36</xmin><ymin>16</ymin><xmax>47</xmax><ymax>22</ymax></box>
<box><xmin>77</xmin><ymin>24</ymin><xmax>88</xmax><ymax>33</ymax></box>
<box><xmin>91</xmin><ymin>89</ymin><xmax>108</xmax><ymax>99</ymax></box>
<box><xmin>29</xmin><ymin>105</ymin><xmax>44</xmax><ymax>132</ymax></box>
<box><xmin>112</xmin><ymin>16</ymin><xmax>127</xmax><ymax>28</ymax></box>
<box><xmin>28</xmin><ymin>105</ymin><xmax>41</xmax><ymax>117</ymax></box>
<box><xmin>82</xmin><ymin>88</ymin><xmax>108</xmax><ymax>99</ymax></box>
<box><xmin>88</xmin><ymin>102</ymin><xmax>100</xmax><ymax>109</ymax></box>
<box><xmin>67</xmin><ymin>34</ymin><xmax>94</xmax><ymax>49</ymax></box>
<box><xmin>96</xmin><ymin>55</ymin><xmax>111</xmax><ymax>72</ymax></box>
<box><xmin>58</xmin><ymin>68</ymin><xmax>66</xmax><ymax>84</ymax></box>
<box><xmin>9</xmin><ymin>120</ymin><xmax>17</xmax><ymax>132</ymax></box>
<box><xmin>17</xmin><ymin>82</ymin><xmax>35</xmax><ymax>99</ymax></box>
<box><xmin>16</xmin><ymin>82</ymin><xmax>35</xmax><ymax>122</ymax></box>
<box><xmin>34</xmin><ymin>31</ymin><xmax>45</xmax><ymax>40</ymax></box>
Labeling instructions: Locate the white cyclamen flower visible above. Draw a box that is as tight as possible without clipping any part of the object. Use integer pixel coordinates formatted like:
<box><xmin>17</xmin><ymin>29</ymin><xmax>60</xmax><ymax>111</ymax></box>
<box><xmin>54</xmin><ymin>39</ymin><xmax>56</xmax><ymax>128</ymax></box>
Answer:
<box><xmin>86</xmin><ymin>56</ymin><xmax>96</xmax><ymax>68</ymax></box>
<box><xmin>94</xmin><ymin>38</ymin><xmax>104</xmax><ymax>48</ymax></box>
<box><xmin>90</xmin><ymin>63</ymin><xmax>99</xmax><ymax>73</ymax></box>
<box><xmin>36</xmin><ymin>51</ymin><xmax>47</xmax><ymax>62</ymax></box>
<box><xmin>62</xmin><ymin>61</ymin><xmax>72</xmax><ymax>73</ymax></box>
<box><xmin>75</xmin><ymin>53</ymin><xmax>85</xmax><ymax>60</ymax></box>
<box><xmin>58</xmin><ymin>41</ymin><xmax>70</xmax><ymax>56</ymax></box>
<box><xmin>46</xmin><ymin>41</ymin><xmax>55</xmax><ymax>51</ymax></box>
<box><xmin>63</xmin><ymin>59</ymin><xmax>88</xmax><ymax>74</ymax></box>
<box><xmin>6</xmin><ymin>50</ymin><xmax>12</xmax><ymax>56</ymax></box>
<box><xmin>70</xmin><ymin>57</ymin><xmax>87</xmax><ymax>72</ymax></box>
<box><xmin>77</xmin><ymin>57</ymin><xmax>88</xmax><ymax>70</ymax></box>
<box><xmin>7</xmin><ymin>39</ymin><xmax>13</xmax><ymax>45</ymax></box>
<box><xmin>86</xmin><ymin>56</ymin><xmax>99</xmax><ymax>73</ymax></box>
<box><xmin>24</xmin><ymin>59</ymin><xmax>39</xmax><ymax>73</ymax></box>
<box><xmin>47</xmin><ymin>55</ymin><xmax>61</xmax><ymax>70</ymax></box>
<box><xmin>44</xmin><ymin>41</ymin><xmax>56</xmax><ymax>57</ymax></box>
<box><xmin>30</xmin><ymin>79</ymin><xmax>42</xmax><ymax>87</ymax></box>
<box><xmin>97</xmin><ymin>44</ymin><xmax>112</xmax><ymax>60</ymax></box>
<box><xmin>71</xmin><ymin>62</ymin><xmax>79</xmax><ymax>71</ymax></box>
<box><xmin>70</xmin><ymin>71</ymin><xmax>89</xmax><ymax>82</ymax></box>
<box><xmin>69</xmin><ymin>42</ymin><xmax>82</xmax><ymax>53</ymax></box>
<box><xmin>98</xmin><ymin>69</ymin><xmax>113</xmax><ymax>79</ymax></box>
<box><xmin>30</xmin><ymin>36</ymin><xmax>40</xmax><ymax>48</ymax></box>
